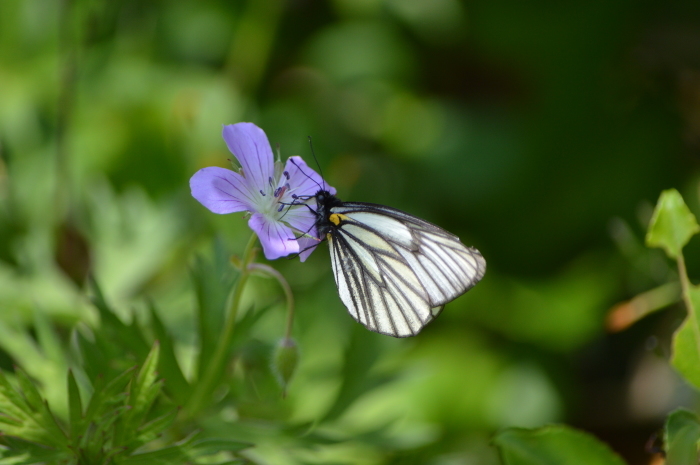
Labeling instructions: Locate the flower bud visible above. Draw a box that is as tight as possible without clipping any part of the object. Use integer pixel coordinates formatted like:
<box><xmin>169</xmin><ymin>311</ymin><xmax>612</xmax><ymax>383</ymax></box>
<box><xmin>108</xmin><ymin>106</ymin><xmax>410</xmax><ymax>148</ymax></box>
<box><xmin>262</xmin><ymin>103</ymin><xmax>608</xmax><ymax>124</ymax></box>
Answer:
<box><xmin>271</xmin><ymin>337</ymin><xmax>299</xmax><ymax>395</ymax></box>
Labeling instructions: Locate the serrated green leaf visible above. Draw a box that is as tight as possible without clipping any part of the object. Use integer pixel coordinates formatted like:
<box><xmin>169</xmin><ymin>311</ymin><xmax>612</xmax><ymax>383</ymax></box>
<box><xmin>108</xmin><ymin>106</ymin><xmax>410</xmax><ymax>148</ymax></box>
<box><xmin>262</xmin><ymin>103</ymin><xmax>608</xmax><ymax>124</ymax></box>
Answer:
<box><xmin>0</xmin><ymin>415</ymin><xmax>24</xmax><ymax>427</ymax></box>
<box><xmin>74</xmin><ymin>329</ymin><xmax>106</xmax><ymax>382</ymax></box>
<box><xmin>0</xmin><ymin>369</ymin><xmax>32</xmax><ymax>419</ymax></box>
<box><xmin>147</xmin><ymin>303</ymin><xmax>190</xmax><ymax>404</ymax></box>
<box><xmin>134</xmin><ymin>408</ymin><xmax>179</xmax><ymax>445</ymax></box>
<box><xmin>89</xmin><ymin>277</ymin><xmax>150</xmax><ymax>365</ymax></box>
<box><xmin>84</xmin><ymin>366</ymin><xmax>134</xmax><ymax>425</ymax></box>
<box><xmin>124</xmin><ymin>380</ymin><xmax>164</xmax><ymax>446</ymax></box>
<box><xmin>671</xmin><ymin>286</ymin><xmax>700</xmax><ymax>390</ymax></box>
<box><xmin>188</xmin><ymin>438</ymin><xmax>252</xmax><ymax>456</ymax></box>
<box><xmin>13</xmin><ymin>367</ymin><xmax>43</xmax><ymax>412</ymax></box>
<box><xmin>646</xmin><ymin>189</ymin><xmax>700</xmax><ymax>259</ymax></box>
<box><xmin>67</xmin><ymin>369</ymin><xmax>83</xmax><ymax>440</ymax></box>
<box><xmin>117</xmin><ymin>432</ymin><xmax>199</xmax><ymax>465</ymax></box>
<box><xmin>129</xmin><ymin>343</ymin><xmax>161</xmax><ymax>418</ymax></box>
<box><xmin>493</xmin><ymin>425</ymin><xmax>627</xmax><ymax>465</ymax></box>
<box><xmin>115</xmin><ymin>342</ymin><xmax>161</xmax><ymax>448</ymax></box>
<box><xmin>665</xmin><ymin>409</ymin><xmax>700</xmax><ymax>465</ymax></box>
<box><xmin>117</xmin><ymin>446</ymin><xmax>187</xmax><ymax>465</ymax></box>
<box><xmin>0</xmin><ymin>436</ymin><xmax>68</xmax><ymax>464</ymax></box>
<box><xmin>36</xmin><ymin>400</ymin><xmax>68</xmax><ymax>448</ymax></box>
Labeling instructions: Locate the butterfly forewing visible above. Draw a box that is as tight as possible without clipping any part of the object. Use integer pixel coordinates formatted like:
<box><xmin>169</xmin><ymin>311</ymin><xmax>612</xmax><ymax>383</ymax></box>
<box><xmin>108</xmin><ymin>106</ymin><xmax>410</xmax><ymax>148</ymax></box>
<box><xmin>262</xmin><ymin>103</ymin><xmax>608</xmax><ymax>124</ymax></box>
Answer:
<box><xmin>326</xmin><ymin>201</ymin><xmax>485</xmax><ymax>337</ymax></box>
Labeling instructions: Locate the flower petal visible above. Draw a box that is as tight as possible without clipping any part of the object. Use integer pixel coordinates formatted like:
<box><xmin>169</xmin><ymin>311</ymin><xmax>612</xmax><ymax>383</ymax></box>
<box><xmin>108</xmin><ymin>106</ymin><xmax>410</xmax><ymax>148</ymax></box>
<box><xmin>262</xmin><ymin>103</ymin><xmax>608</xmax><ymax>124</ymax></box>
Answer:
<box><xmin>249</xmin><ymin>213</ymin><xmax>300</xmax><ymax>260</ymax></box>
<box><xmin>223</xmin><ymin>123</ymin><xmax>275</xmax><ymax>192</ymax></box>
<box><xmin>190</xmin><ymin>167</ymin><xmax>256</xmax><ymax>214</ymax></box>
<box><xmin>296</xmin><ymin>236</ymin><xmax>321</xmax><ymax>262</ymax></box>
<box><xmin>282</xmin><ymin>203</ymin><xmax>318</xmax><ymax>237</ymax></box>
<box><xmin>280</xmin><ymin>156</ymin><xmax>336</xmax><ymax>202</ymax></box>
<box><xmin>282</xmin><ymin>203</ymin><xmax>322</xmax><ymax>261</ymax></box>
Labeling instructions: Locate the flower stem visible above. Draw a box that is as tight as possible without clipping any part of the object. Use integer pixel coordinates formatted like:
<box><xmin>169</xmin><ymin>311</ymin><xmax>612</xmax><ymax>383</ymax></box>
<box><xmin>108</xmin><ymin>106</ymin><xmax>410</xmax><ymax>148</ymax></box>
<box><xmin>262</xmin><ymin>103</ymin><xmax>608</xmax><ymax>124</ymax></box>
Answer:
<box><xmin>185</xmin><ymin>233</ymin><xmax>258</xmax><ymax>418</ymax></box>
<box><xmin>248</xmin><ymin>263</ymin><xmax>295</xmax><ymax>339</ymax></box>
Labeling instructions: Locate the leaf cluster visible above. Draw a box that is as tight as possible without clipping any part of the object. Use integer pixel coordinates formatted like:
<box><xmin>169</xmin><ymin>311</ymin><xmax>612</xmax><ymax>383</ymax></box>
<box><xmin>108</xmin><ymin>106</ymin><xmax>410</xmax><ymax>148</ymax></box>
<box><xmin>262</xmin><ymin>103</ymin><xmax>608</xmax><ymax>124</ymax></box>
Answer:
<box><xmin>493</xmin><ymin>188</ymin><xmax>700</xmax><ymax>464</ymax></box>
<box><xmin>0</xmin><ymin>279</ymin><xmax>251</xmax><ymax>465</ymax></box>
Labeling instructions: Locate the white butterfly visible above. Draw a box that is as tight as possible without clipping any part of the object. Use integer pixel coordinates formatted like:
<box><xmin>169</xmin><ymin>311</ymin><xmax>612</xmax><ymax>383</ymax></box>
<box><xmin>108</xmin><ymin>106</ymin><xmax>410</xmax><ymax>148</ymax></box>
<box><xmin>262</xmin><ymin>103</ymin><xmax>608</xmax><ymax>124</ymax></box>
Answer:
<box><xmin>310</xmin><ymin>189</ymin><xmax>486</xmax><ymax>337</ymax></box>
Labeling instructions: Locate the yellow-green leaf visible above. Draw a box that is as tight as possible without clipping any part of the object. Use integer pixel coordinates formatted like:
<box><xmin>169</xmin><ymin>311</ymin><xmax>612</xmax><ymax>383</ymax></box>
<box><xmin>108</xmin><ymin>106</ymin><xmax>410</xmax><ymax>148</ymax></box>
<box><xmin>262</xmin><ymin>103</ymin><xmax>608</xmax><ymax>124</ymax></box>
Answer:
<box><xmin>493</xmin><ymin>425</ymin><xmax>626</xmax><ymax>465</ymax></box>
<box><xmin>665</xmin><ymin>409</ymin><xmax>700</xmax><ymax>465</ymax></box>
<box><xmin>646</xmin><ymin>189</ymin><xmax>700</xmax><ymax>259</ymax></box>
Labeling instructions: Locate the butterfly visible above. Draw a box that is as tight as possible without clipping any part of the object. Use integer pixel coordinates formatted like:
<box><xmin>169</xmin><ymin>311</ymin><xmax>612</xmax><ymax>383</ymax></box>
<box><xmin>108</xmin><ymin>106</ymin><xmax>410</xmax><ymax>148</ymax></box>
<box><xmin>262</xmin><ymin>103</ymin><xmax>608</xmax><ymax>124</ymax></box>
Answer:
<box><xmin>308</xmin><ymin>189</ymin><xmax>486</xmax><ymax>338</ymax></box>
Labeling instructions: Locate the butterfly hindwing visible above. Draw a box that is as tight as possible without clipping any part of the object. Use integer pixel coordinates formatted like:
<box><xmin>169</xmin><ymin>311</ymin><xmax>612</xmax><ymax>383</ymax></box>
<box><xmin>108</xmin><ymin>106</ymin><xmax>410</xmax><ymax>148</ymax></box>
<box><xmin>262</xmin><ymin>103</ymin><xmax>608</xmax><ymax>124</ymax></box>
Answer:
<box><xmin>327</xmin><ymin>202</ymin><xmax>485</xmax><ymax>337</ymax></box>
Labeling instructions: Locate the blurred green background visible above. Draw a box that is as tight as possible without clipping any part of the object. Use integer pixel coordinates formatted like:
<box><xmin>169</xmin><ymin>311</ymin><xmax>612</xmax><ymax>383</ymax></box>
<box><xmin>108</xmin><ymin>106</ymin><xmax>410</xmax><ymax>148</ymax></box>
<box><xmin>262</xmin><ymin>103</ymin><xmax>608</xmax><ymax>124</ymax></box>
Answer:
<box><xmin>2</xmin><ymin>0</ymin><xmax>700</xmax><ymax>463</ymax></box>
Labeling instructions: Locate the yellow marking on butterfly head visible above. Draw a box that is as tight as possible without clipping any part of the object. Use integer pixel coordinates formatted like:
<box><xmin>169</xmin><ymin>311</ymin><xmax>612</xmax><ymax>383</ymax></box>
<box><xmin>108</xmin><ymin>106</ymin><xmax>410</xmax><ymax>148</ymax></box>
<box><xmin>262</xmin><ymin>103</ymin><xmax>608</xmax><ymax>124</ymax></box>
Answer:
<box><xmin>329</xmin><ymin>213</ymin><xmax>350</xmax><ymax>226</ymax></box>
<box><xmin>326</xmin><ymin>233</ymin><xmax>333</xmax><ymax>241</ymax></box>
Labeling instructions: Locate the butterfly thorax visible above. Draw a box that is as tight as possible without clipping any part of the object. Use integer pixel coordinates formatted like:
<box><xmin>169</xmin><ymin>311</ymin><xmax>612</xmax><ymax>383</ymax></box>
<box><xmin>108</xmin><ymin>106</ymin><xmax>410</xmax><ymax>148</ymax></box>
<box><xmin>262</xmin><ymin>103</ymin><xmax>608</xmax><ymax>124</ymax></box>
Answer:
<box><xmin>314</xmin><ymin>190</ymin><xmax>344</xmax><ymax>237</ymax></box>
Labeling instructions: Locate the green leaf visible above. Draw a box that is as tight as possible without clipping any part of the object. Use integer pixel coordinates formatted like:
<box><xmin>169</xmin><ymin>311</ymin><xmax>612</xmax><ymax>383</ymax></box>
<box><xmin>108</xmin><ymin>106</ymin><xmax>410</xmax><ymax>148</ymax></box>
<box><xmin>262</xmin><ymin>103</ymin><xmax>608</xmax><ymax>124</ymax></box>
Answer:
<box><xmin>67</xmin><ymin>369</ymin><xmax>83</xmax><ymax>440</ymax></box>
<box><xmin>665</xmin><ymin>409</ymin><xmax>700</xmax><ymax>465</ymax></box>
<box><xmin>0</xmin><ymin>369</ymin><xmax>32</xmax><ymax>419</ymax></box>
<box><xmin>0</xmin><ymin>436</ymin><xmax>68</xmax><ymax>464</ymax></box>
<box><xmin>147</xmin><ymin>302</ymin><xmax>190</xmax><ymax>404</ymax></box>
<box><xmin>134</xmin><ymin>408</ymin><xmax>179</xmax><ymax>445</ymax></box>
<box><xmin>115</xmin><ymin>342</ymin><xmax>162</xmax><ymax>448</ymax></box>
<box><xmin>671</xmin><ymin>286</ymin><xmax>700</xmax><ymax>390</ymax></box>
<box><xmin>89</xmin><ymin>277</ymin><xmax>151</xmax><ymax>368</ymax></box>
<box><xmin>130</xmin><ymin>342</ymin><xmax>161</xmax><ymax>414</ymax></box>
<box><xmin>84</xmin><ymin>366</ymin><xmax>135</xmax><ymax>425</ymax></box>
<box><xmin>646</xmin><ymin>189</ymin><xmax>700</xmax><ymax>259</ymax></box>
<box><xmin>117</xmin><ymin>432</ymin><xmax>199</xmax><ymax>464</ymax></box>
<box><xmin>493</xmin><ymin>425</ymin><xmax>627</xmax><ymax>465</ymax></box>
<box><xmin>188</xmin><ymin>438</ymin><xmax>252</xmax><ymax>456</ymax></box>
<box><xmin>13</xmin><ymin>367</ymin><xmax>44</xmax><ymax>412</ymax></box>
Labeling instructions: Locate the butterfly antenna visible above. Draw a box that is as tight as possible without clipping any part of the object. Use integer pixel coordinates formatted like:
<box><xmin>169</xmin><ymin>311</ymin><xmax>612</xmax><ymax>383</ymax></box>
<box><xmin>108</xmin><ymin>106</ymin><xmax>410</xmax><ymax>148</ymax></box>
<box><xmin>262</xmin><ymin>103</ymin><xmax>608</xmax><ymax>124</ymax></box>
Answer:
<box><xmin>308</xmin><ymin>136</ymin><xmax>326</xmax><ymax>191</ymax></box>
<box><xmin>290</xmin><ymin>157</ymin><xmax>323</xmax><ymax>192</ymax></box>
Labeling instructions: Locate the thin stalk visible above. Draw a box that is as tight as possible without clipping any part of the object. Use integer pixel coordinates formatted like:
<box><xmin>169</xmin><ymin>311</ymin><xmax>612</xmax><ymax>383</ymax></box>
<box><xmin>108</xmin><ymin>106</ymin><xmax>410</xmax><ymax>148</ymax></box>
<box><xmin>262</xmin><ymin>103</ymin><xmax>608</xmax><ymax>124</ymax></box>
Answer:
<box><xmin>185</xmin><ymin>233</ymin><xmax>258</xmax><ymax>418</ymax></box>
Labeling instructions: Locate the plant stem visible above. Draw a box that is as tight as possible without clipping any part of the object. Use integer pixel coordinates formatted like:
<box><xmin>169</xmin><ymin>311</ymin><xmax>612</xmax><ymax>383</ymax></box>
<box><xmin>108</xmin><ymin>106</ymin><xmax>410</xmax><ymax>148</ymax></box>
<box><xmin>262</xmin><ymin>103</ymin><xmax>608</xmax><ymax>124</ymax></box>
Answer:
<box><xmin>185</xmin><ymin>233</ymin><xmax>258</xmax><ymax>418</ymax></box>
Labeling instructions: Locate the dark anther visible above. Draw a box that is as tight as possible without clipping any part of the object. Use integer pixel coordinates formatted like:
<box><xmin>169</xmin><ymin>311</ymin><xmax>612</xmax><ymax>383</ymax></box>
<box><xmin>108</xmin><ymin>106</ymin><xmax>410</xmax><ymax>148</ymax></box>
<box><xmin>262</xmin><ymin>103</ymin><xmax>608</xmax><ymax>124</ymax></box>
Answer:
<box><xmin>292</xmin><ymin>194</ymin><xmax>298</xmax><ymax>199</ymax></box>
<box><xmin>284</xmin><ymin>171</ymin><xmax>290</xmax><ymax>179</ymax></box>
<box><xmin>259</xmin><ymin>190</ymin><xmax>266</xmax><ymax>196</ymax></box>
<box><xmin>274</xmin><ymin>187</ymin><xmax>281</xmax><ymax>197</ymax></box>
<box><xmin>278</xmin><ymin>204</ymin><xmax>285</xmax><ymax>212</ymax></box>
<box><xmin>268</xmin><ymin>176</ymin><xmax>274</xmax><ymax>186</ymax></box>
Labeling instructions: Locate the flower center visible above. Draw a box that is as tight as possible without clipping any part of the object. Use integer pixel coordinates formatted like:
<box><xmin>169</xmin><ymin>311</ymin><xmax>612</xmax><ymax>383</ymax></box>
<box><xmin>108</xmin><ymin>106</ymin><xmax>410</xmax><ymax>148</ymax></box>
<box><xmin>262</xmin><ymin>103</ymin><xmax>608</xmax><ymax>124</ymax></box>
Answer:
<box><xmin>256</xmin><ymin>174</ymin><xmax>294</xmax><ymax>219</ymax></box>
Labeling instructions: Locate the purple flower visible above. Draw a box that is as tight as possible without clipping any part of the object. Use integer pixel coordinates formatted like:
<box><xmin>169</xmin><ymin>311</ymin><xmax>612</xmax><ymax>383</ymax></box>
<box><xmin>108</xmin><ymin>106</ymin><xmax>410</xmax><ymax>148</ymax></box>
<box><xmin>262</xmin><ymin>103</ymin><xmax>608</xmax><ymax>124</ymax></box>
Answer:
<box><xmin>190</xmin><ymin>123</ymin><xmax>334</xmax><ymax>261</ymax></box>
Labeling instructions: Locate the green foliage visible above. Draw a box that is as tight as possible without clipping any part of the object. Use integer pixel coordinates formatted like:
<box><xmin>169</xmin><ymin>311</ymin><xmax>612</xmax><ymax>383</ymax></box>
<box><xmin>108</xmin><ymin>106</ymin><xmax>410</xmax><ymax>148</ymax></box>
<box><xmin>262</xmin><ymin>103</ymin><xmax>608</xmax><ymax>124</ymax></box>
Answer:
<box><xmin>0</xmin><ymin>342</ymin><xmax>180</xmax><ymax>464</ymax></box>
<box><xmin>0</xmin><ymin>284</ymin><xmax>252</xmax><ymax>464</ymax></box>
<box><xmin>670</xmin><ymin>287</ymin><xmax>700</xmax><ymax>390</ymax></box>
<box><xmin>493</xmin><ymin>425</ymin><xmax>626</xmax><ymax>465</ymax></box>
<box><xmin>664</xmin><ymin>409</ymin><xmax>700</xmax><ymax>465</ymax></box>
<box><xmin>646</xmin><ymin>189</ymin><xmax>700</xmax><ymax>260</ymax></box>
<box><xmin>3</xmin><ymin>0</ymin><xmax>700</xmax><ymax>462</ymax></box>
<box><xmin>644</xmin><ymin>189</ymin><xmax>700</xmax><ymax>392</ymax></box>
